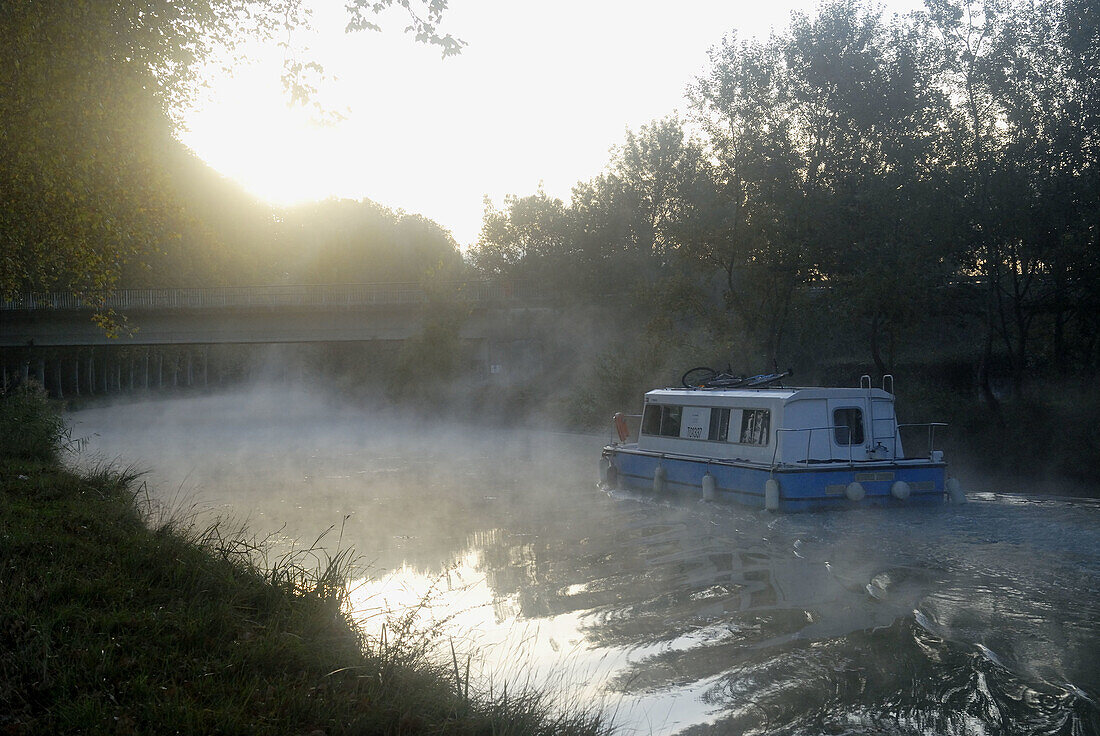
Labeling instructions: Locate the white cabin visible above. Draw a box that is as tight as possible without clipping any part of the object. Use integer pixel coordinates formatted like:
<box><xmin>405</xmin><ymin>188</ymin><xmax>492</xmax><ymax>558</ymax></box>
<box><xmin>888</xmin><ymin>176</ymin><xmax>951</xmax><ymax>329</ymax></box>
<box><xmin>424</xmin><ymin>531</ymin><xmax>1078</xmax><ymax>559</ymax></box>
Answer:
<box><xmin>636</xmin><ymin>386</ymin><xmax>904</xmax><ymax>465</ymax></box>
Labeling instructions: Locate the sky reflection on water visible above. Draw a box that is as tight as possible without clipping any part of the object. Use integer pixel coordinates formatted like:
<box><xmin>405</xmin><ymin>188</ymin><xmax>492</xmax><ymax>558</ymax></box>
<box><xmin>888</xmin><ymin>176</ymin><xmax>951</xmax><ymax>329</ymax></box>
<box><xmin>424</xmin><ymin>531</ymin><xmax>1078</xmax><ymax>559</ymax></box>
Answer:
<box><xmin>73</xmin><ymin>391</ymin><xmax>1100</xmax><ymax>735</ymax></box>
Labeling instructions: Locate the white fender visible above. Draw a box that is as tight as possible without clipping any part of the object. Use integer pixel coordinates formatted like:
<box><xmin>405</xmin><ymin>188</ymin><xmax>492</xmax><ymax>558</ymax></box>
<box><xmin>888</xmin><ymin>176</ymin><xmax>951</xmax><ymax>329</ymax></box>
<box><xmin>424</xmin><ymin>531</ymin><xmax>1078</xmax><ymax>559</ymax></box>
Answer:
<box><xmin>765</xmin><ymin>478</ymin><xmax>780</xmax><ymax>512</ymax></box>
<box><xmin>604</xmin><ymin>461</ymin><xmax>619</xmax><ymax>490</ymax></box>
<box><xmin>846</xmin><ymin>481</ymin><xmax>866</xmax><ymax>501</ymax></box>
<box><xmin>653</xmin><ymin>465</ymin><xmax>667</xmax><ymax>494</ymax></box>
<box><xmin>891</xmin><ymin>480</ymin><xmax>911</xmax><ymax>500</ymax></box>
<box><xmin>946</xmin><ymin>477</ymin><xmax>966</xmax><ymax>503</ymax></box>
<box><xmin>702</xmin><ymin>472</ymin><xmax>716</xmax><ymax>501</ymax></box>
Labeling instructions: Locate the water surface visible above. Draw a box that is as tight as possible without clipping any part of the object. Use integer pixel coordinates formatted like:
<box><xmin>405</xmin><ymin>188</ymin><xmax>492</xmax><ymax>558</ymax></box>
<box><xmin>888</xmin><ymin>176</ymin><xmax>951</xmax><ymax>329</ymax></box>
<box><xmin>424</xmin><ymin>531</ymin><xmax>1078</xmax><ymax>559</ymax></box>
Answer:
<box><xmin>72</xmin><ymin>390</ymin><xmax>1100</xmax><ymax>735</ymax></box>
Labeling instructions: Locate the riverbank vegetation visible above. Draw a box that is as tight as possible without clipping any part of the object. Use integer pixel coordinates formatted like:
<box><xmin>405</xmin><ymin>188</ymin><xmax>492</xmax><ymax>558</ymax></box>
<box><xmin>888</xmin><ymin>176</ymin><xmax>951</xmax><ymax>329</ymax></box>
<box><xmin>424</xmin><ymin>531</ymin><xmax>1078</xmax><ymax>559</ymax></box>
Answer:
<box><xmin>469</xmin><ymin>0</ymin><xmax>1098</xmax><ymax>384</ymax></box>
<box><xmin>0</xmin><ymin>385</ymin><xmax>612</xmax><ymax>734</ymax></box>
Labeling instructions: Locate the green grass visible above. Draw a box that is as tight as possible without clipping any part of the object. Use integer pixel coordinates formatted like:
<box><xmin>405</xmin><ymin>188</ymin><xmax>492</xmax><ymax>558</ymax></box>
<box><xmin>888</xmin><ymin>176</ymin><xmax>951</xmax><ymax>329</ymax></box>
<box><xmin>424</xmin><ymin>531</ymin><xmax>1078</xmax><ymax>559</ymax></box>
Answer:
<box><xmin>0</xmin><ymin>389</ymin><xmax>613</xmax><ymax>735</ymax></box>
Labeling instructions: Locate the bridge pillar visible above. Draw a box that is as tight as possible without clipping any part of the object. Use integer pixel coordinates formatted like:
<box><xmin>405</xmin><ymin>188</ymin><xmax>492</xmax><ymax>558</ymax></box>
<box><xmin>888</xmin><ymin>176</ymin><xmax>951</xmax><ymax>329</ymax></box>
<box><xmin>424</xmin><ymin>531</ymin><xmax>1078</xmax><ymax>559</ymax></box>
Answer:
<box><xmin>55</xmin><ymin>360</ymin><xmax>63</xmax><ymax>399</ymax></box>
<box><xmin>186</xmin><ymin>351</ymin><xmax>193</xmax><ymax>387</ymax></box>
<box><xmin>36</xmin><ymin>359</ymin><xmax>45</xmax><ymax>387</ymax></box>
<box><xmin>156</xmin><ymin>353</ymin><xmax>163</xmax><ymax>389</ymax></box>
<box><xmin>21</xmin><ymin>362</ymin><xmax>29</xmax><ymax>385</ymax></box>
<box><xmin>73</xmin><ymin>358</ymin><xmax>79</xmax><ymax>396</ymax></box>
<box><xmin>87</xmin><ymin>358</ymin><xmax>94</xmax><ymax>395</ymax></box>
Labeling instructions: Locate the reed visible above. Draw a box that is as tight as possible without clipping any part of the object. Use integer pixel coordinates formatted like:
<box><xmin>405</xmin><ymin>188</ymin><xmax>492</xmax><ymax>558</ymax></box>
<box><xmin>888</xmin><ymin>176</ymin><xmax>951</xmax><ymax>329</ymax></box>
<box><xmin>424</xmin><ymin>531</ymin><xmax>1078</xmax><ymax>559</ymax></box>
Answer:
<box><xmin>0</xmin><ymin>381</ymin><xmax>74</xmax><ymax>463</ymax></box>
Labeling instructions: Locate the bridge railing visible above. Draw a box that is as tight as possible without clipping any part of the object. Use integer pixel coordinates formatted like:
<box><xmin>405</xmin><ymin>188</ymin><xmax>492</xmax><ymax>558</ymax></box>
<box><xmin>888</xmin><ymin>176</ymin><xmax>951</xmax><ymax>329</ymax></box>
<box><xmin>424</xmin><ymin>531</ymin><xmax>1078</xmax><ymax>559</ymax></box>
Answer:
<box><xmin>1</xmin><ymin>281</ymin><xmax>544</xmax><ymax>311</ymax></box>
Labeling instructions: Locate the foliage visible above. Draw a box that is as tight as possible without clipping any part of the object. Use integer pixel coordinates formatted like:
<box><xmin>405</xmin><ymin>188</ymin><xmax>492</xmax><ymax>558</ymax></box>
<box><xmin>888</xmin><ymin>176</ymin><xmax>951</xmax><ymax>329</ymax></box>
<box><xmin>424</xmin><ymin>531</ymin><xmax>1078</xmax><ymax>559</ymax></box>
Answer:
<box><xmin>922</xmin><ymin>0</ymin><xmax>1100</xmax><ymax>388</ymax></box>
<box><xmin>469</xmin><ymin>116</ymin><xmax>713</xmax><ymax>301</ymax></box>
<box><xmin>468</xmin><ymin>0</ymin><xmax>1099</xmax><ymax>387</ymax></box>
<box><xmin>0</xmin><ymin>382</ymin><xmax>69</xmax><ymax>463</ymax></box>
<box><xmin>1</xmin><ymin>2</ymin><xmax>178</xmax><ymax>304</ymax></box>
<box><xmin>273</xmin><ymin>198</ymin><xmax>463</xmax><ymax>284</ymax></box>
<box><xmin>0</xmin><ymin>0</ymin><xmax>461</xmax><ymax>310</ymax></box>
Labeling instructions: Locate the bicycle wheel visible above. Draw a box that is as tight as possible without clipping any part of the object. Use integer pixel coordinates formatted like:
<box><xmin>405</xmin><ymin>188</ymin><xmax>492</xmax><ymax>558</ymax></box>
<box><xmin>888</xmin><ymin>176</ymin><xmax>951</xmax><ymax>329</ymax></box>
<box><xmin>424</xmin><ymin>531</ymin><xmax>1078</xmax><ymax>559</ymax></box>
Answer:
<box><xmin>681</xmin><ymin>366</ymin><xmax>717</xmax><ymax>388</ymax></box>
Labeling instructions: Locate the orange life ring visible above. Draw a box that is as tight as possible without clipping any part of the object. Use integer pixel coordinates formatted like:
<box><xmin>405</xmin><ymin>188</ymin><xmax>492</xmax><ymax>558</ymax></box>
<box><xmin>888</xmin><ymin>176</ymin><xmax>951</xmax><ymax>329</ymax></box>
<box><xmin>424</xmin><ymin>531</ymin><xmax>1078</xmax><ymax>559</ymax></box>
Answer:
<box><xmin>613</xmin><ymin>412</ymin><xmax>629</xmax><ymax>442</ymax></box>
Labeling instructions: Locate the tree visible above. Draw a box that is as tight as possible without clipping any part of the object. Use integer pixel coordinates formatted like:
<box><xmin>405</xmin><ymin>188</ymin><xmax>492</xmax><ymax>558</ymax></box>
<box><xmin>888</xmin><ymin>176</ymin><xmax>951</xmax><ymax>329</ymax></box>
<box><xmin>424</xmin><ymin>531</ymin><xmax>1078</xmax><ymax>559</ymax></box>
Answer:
<box><xmin>0</xmin><ymin>0</ymin><xmax>460</xmax><ymax>314</ymax></box>
<box><xmin>925</xmin><ymin>0</ymin><xmax>1100</xmax><ymax>390</ymax></box>
<box><xmin>273</xmin><ymin>198</ymin><xmax>462</xmax><ymax>284</ymax></box>
<box><xmin>605</xmin><ymin>117</ymin><xmax>708</xmax><ymax>269</ymax></box>
<box><xmin>784</xmin><ymin>1</ymin><xmax>957</xmax><ymax>374</ymax></box>
<box><xmin>550</xmin><ymin>116</ymin><xmax>712</xmax><ymax>296</ymax></box>
<box><xmin>689</xmin><ymin>33</ymin><xmax>809</xmax><ymax>365</ymax></box>
<box><xmin>470</xmin><ymin>117</ymin><xmax>712</xmax><ymax>302</ymax></box>
<box><xmin>989</xmin><ymin>0</ymin><xmax>1100</xmax><ymax>377</ymax></box>
<box><xmin>469</xmin><ymin>188</ymin><xmax>575</xmax><ymax>287</ymax></box>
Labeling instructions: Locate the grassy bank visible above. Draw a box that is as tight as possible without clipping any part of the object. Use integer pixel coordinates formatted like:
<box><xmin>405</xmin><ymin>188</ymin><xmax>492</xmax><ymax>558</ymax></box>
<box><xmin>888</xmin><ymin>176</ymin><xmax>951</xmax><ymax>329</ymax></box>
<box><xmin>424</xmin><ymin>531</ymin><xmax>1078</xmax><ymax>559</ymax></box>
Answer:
<box><xmin>0</xmin><ymin>385</ymin><xmax>611</xmax><ymax>735</ymax></box>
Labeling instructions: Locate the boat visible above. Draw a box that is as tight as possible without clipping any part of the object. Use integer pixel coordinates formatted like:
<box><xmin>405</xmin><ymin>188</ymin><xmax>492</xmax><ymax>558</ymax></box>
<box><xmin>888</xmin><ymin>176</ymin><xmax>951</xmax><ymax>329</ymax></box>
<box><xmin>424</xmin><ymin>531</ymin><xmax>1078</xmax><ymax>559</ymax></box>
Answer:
<box><xmin>599</xmin><ymin>369</ymin><xmax>965</xmax><ymax>512</ymax></box>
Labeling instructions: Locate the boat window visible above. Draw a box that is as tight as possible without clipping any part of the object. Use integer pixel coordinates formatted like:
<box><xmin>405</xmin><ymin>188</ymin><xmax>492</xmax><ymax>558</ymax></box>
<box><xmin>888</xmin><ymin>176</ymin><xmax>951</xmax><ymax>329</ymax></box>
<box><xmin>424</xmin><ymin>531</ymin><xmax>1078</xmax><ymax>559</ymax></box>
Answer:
<box><xmin>641</xmin><ymin>405</ymin><xmax>684</xmax><ymax>437</ymax></box>
<box><xmin>659</xmin><ymin>405</ymin><xmax>683</xmax><ymax>437</ymax></box>
<box><xmin>833</xmin><ymin>408</ymin><xmax>864</xmax><ymax>445</ymax></box>
<box><xmin>738</xmin><ymin>409</ymin><xmax>770</xmax><ymax>445</ymax></box>
<box><xmin>709</xmin><ymin>408</ymin><xmax>730</xmax><ymax>441</ymax></box>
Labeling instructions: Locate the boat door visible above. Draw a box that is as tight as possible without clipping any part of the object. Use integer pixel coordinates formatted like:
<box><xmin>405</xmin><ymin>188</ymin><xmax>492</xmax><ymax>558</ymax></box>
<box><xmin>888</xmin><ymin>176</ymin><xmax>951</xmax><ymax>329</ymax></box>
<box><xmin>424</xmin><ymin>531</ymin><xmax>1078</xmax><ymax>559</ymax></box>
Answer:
<box><xmin>869</xmin><ymin>396</ymin><xmax>900</xmax><ymax>458</ymax></box>
<box><xmin>827</xmin><ymin>397</ymin><xmax>870</xmax><ymax>461</ymax></box>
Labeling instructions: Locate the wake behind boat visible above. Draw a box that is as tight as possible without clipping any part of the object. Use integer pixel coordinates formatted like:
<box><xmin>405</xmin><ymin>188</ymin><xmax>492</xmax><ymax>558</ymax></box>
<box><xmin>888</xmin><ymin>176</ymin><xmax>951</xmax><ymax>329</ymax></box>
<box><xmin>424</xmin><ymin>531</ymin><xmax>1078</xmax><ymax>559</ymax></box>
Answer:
<box><xmin>600</xmin><ymin>369</ymin><xmax>966</xmax><ymax>512</ymax></box>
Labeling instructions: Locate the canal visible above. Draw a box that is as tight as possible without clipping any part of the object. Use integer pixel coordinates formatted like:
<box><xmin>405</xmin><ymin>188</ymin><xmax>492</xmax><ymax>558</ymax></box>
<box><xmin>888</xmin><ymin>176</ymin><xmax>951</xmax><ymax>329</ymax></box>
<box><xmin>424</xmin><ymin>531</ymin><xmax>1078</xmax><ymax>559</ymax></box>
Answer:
<box><xmin>72</xmin><ymin>390</ymin><xmax>1100</xmax><ymax>735</ymax></box>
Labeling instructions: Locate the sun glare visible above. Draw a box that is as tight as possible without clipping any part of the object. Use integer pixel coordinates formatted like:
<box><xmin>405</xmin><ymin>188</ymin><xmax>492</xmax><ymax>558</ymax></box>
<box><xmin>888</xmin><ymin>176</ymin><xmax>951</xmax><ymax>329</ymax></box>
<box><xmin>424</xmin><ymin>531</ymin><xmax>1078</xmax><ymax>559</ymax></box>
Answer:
<box><xmin>180</xmin><ymin>0</ymin><xmax>928</xmax><ymax>245</ymax></box>
<box><xmin>182</xmin><ymin>63</ymin><xmax>343</xmax><ymax>206</ymax></box>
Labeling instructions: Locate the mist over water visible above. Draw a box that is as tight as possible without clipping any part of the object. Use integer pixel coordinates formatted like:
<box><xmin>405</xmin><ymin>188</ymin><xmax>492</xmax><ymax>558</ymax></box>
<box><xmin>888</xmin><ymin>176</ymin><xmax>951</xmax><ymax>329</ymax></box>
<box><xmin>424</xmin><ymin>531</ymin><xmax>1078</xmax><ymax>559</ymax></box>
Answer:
<box><xmin>71</xmin><ymin>388</ymin><xmax>1100</xmax><ymax>735</ymax></box>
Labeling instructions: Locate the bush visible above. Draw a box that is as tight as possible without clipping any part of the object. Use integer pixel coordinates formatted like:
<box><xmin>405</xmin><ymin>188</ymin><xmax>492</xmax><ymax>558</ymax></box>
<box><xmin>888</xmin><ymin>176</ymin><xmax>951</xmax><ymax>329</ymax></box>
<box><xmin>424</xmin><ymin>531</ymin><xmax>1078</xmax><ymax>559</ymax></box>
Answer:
<box><xmin>0</xmin><ymin>381</ymin><xmax>69</xmax><ymax>463</ymax></box>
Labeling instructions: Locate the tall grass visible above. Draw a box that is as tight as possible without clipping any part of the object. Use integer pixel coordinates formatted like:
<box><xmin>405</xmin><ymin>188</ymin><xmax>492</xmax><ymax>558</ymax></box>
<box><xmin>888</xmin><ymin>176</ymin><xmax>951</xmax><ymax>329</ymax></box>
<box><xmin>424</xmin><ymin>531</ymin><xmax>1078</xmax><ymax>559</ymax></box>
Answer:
<box><xmin>0</xmin><ymin>381</ymin><xmax>72</xmax><ymax>463</ymax></box>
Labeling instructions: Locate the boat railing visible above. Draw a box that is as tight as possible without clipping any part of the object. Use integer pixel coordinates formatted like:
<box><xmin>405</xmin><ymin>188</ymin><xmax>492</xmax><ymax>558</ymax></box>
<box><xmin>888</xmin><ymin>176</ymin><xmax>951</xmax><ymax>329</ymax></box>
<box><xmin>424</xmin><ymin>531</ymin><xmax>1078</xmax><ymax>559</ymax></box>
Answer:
<box><xmin>894</xmin><ymin>423</ymin><xmax>949</xmax><ymax>460</ymax></box>
<box><xmin>772</xmin><ymin>422</ymin><xmax>948</xmax><ymax>467</ymax></box>
<box><xmin>772</xmin><ymin>426</ymin><xmax>856</xmax><ymax>469</ymax></box>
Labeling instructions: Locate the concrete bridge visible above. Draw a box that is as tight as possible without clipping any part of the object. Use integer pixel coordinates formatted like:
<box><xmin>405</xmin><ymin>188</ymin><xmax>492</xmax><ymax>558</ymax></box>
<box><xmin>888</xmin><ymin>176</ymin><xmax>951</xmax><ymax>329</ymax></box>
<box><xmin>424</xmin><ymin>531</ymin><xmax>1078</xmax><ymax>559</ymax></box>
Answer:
<box><xmin>0</xmin><ymin>281</ymin><xmax>554</xmax><ymax>396</ymax></box>
<box><xmin>0</xmin><ymin>281</ymin><xmax>549</xmax><ymax>347</ymax></box>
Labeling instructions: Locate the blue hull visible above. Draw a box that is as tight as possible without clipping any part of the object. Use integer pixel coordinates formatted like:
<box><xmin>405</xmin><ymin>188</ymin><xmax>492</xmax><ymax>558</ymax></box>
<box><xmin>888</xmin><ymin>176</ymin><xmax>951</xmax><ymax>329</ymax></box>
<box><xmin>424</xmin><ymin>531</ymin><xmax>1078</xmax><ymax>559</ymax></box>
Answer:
<box><xmin>603</xmin><ymin>446</ymin><xmax>947</xmax><ymax>512</ymax></box>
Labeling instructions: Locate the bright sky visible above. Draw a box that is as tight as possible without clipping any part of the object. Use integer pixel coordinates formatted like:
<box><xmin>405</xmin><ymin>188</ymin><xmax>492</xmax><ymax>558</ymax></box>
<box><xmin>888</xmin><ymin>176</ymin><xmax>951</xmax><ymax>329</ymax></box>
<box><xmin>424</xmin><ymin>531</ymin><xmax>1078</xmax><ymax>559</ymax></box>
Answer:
<box><xmin>181</xmin><ymin>0</ymin><xmax>923</xmax><ymax>247</ymax></box>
